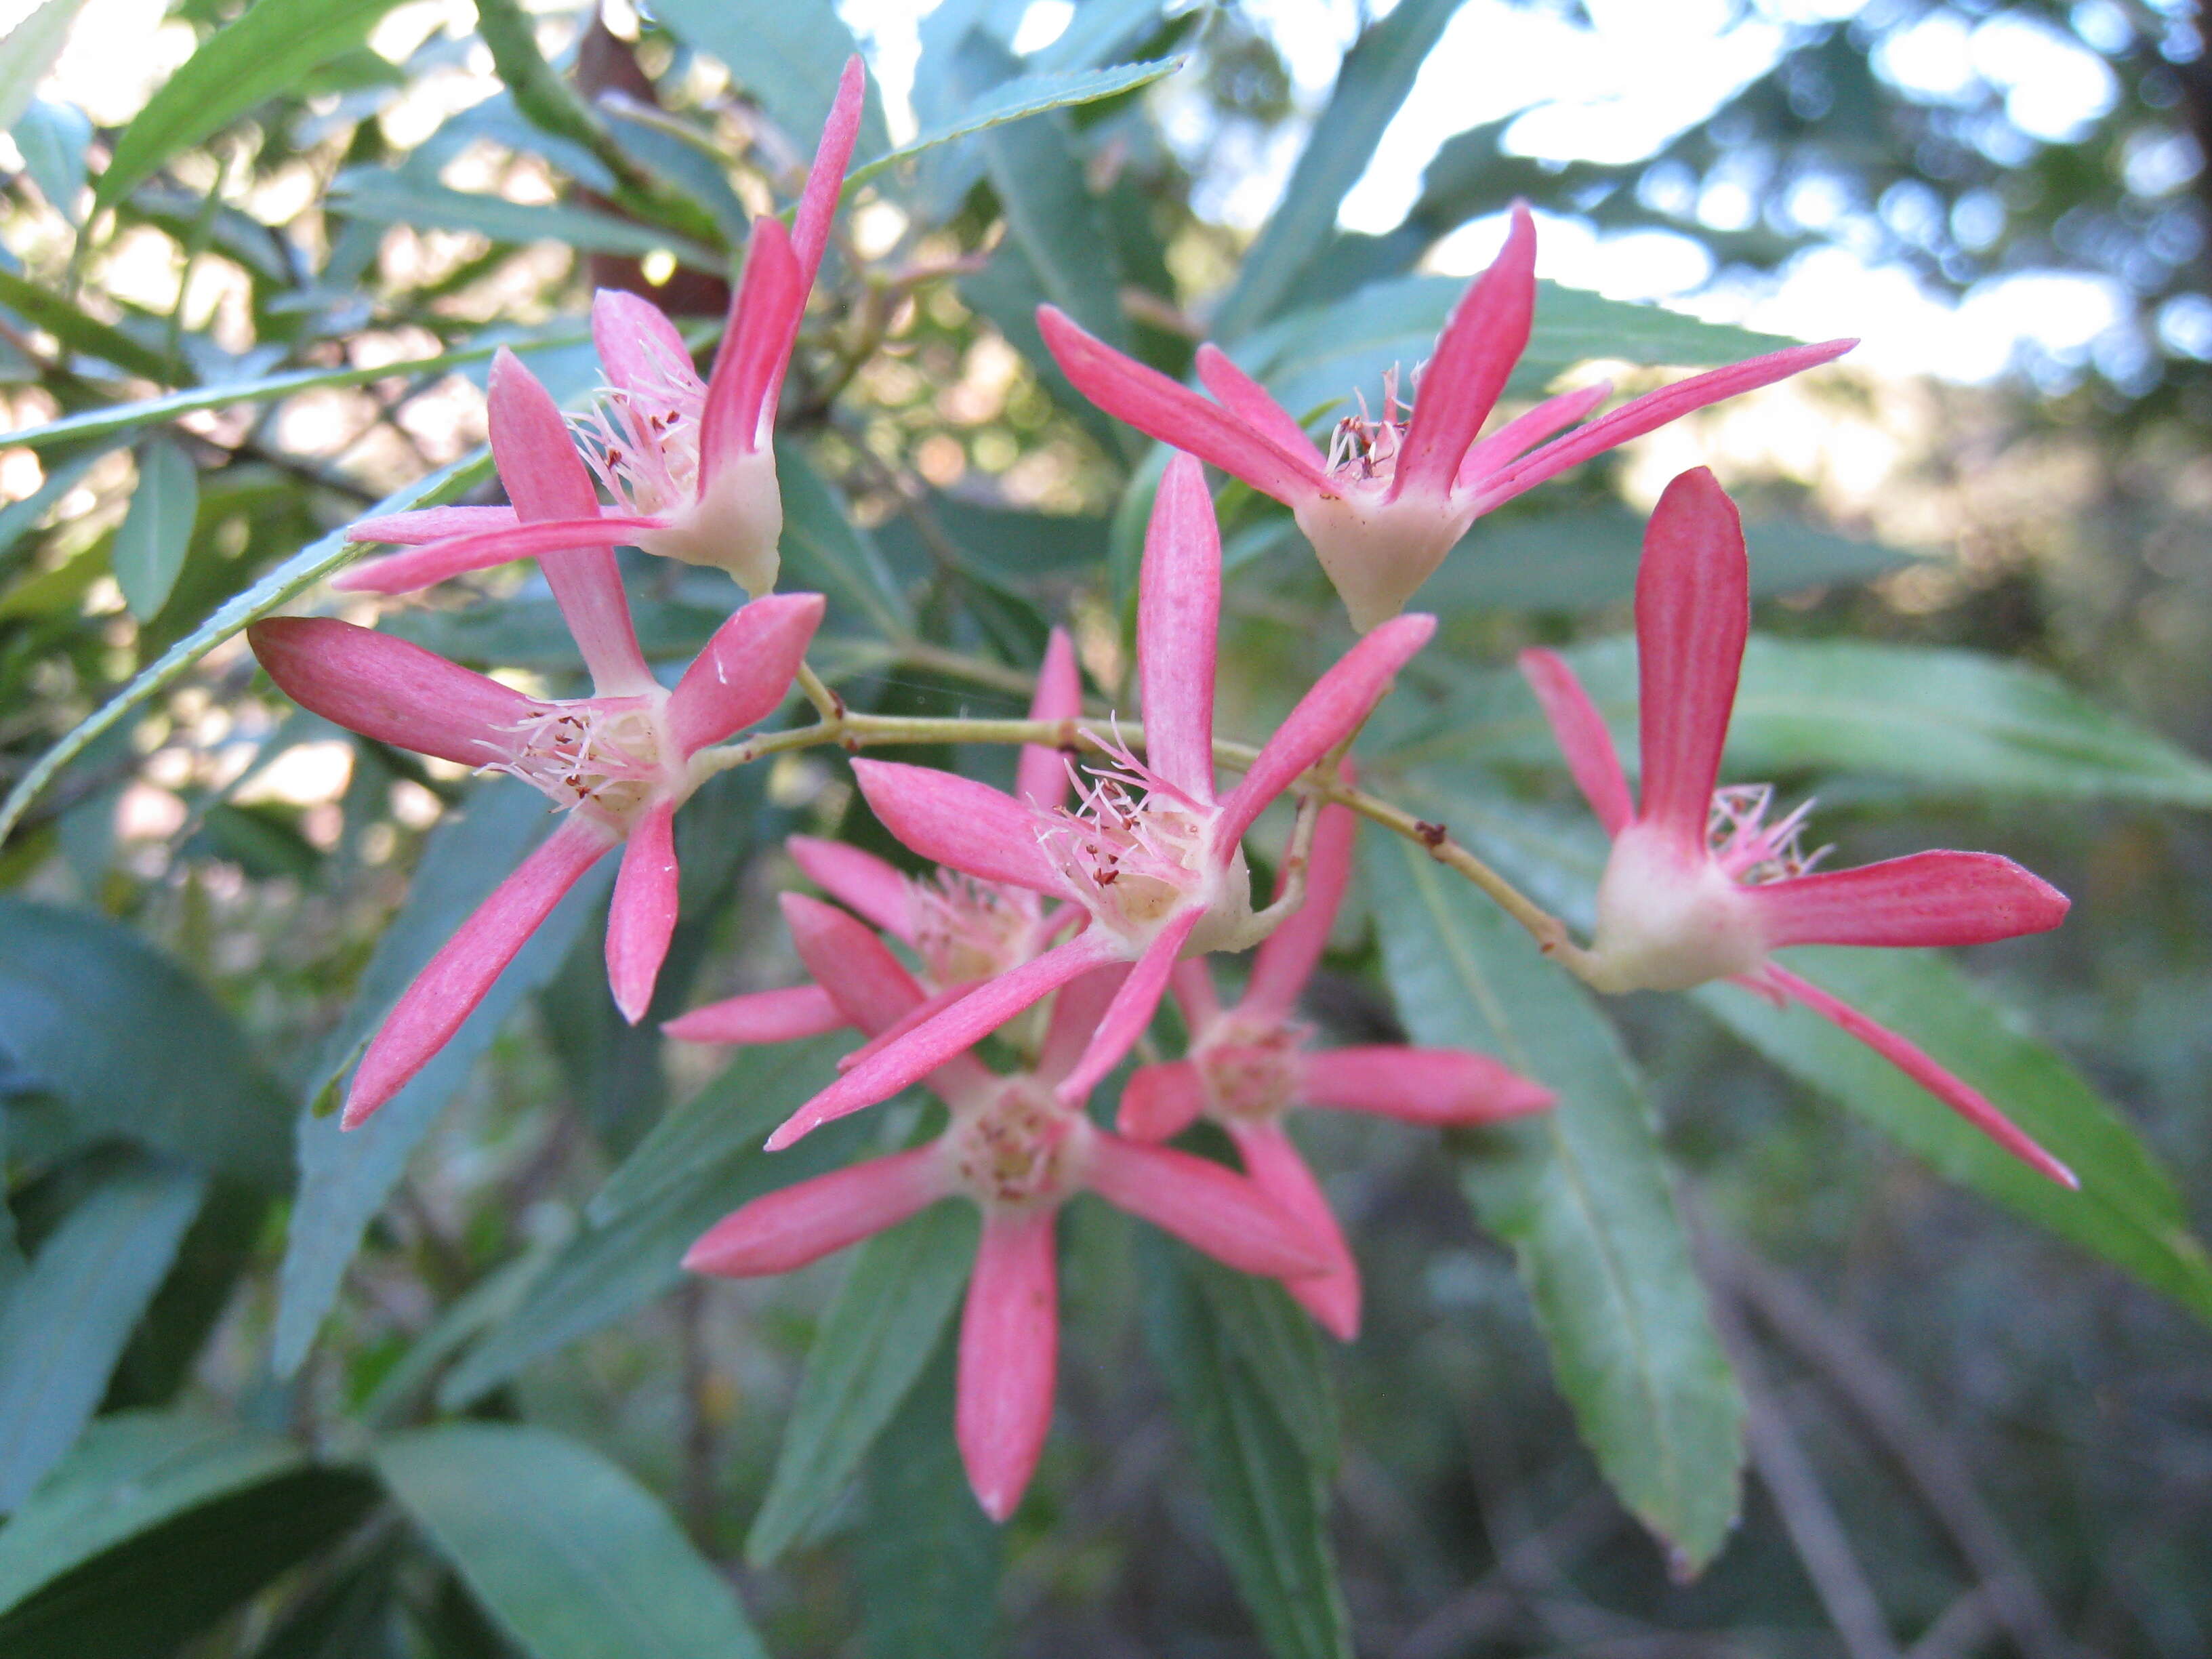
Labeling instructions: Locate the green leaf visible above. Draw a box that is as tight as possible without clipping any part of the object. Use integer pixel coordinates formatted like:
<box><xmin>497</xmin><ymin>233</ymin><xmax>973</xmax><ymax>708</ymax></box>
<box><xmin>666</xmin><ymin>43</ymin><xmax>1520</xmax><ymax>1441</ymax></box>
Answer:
<box><xmin>1364</xmin><ymin>834</ymin><xmax>1744</xmax><ymax>1572</ymax></box>
<box><xmin>328</xmin><ymin>171</ymin><xmax>723</xmax><ymax>271</ymax></box>
<box><xmin>0</xmin><ymin>266</ymin><xmax>175</xmax><ymax>384</ymax></box>
<box><xmin>383</xmin><ymin>593</ymin><xmax>729</xmax><ymax>671</ymax></box>
<box><xmin>857</xmin><ymin>1330</ymin><xmax>1002</xmax><ymax>1659</ymax></box>
<box><xmin>110</xmin><ymin>436</ymin><xmax>197</xmax><ymax>620</ymax></box>
<box><xmin>94</xmin><ymin>0</ymin><xmax>416</xmax><ymax>212</ymax></box>
<box><xmin>0</xmin><ymin>0</ymin><xmax>91</xmax><ymax>136</ymax></box>
<box><xmin>776</xmin><ymin>437</ymin><xmax>912</xmax><ymax>636</ymax></box>
<box><xmin>0</xmin><ymin>1411</ymin><xmax>377</xmax><ymax>1659</ymax></box>
<box><xmin>747</xmin><ymin>1201</ymin><xmax>978</xmax><ymax>1565</ymax></box>
<box><xmin>651</xmin><ymin>0</ymin><xmax>887</xmax><ymax>161</ymax></box>
<box><xmin>1694</xmin><ymin>949</ymin><xmax>2212</xmax><ymax>1324</ymax></box>
<box><xmin>0</xmin><ymin>1159</ymin><xmax>207</xmax><ymax>1511</ymax></box>
<box><xmin>13</xmin><ymin>100</ymin><xmax>92</xmax><ymax>222</ymax></box>
<box><xmin>1191</xmin><ymin>1263</ymin><xmax>1340</xmax><ymax>1474</ymax></box>
<box><xmin>1212</xmin><ymin>0</ymin><xmax>1460</xmax><ymax>339</ymax></box>
<box><xmin>976</xmin><ymin>94</ymin><xmax>1127</xmax><ymax>350</ymax></box>
<box><xmin>1383</xmin><ymin>636</ymin><xmax>2212</xmax><ymax>808</ymax></box>
<box><xmin>0</xmin><ymin>447</ymin><xmax>491</xmax><ymax>847</ymax></box>
<box><xmin>846</xmin><ymin>56</ymin><xmax>1183</xmax><ymax>193</ymax></box>
<box><xmin>271</xmin><ymin>781</ymin><xmax>616</xmax><ymax>1377</ymax></box>
<box><xmin>374</xmin><ymin>1422</ymin><xmax>768</xmax><ymax>1659</ymax></box>
<box><xmin>1140</xmin><ymin>1234</ymin><xmax>1353</xmax><ymax>1659</ymax></box>
<box><xmin>438</xmin><ymin>1037</ymin><xmax>860</xmax><ymax>1406</ymax></box>
<box><xmin>0</xmin><ymin>897</ymin><xmax>291</xmax><ymax>1185</ymax></box>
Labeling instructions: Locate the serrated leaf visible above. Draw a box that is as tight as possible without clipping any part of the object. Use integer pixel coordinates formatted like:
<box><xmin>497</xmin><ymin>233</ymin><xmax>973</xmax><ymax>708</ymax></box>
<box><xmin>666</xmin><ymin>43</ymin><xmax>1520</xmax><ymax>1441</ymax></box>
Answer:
<box><xmin>374</xmin><ymin>1422</ymin><xmax>766</xmax><ymax>1659</ymax></box>
<box><xmin>1364</xmin><ymin>834</ymin><xmax>1744</xmax><ymax>1572</ymax></box>
<box><xmin>0</xmin><ymin>0</ymin><xmax>91</xmax><ymax>136</ymax></box>
<box><xmin>95</xmin><ymin>0</ymin><xmax>416</xmax><ymax>212</ymax></box>
<box><xmin>651</xmin><ymin>0</ymin><xmax>887</xmax><ymax>161</ymax></box>
<box><xmin>0</xmin><ymin>1159</ymin><xmax>207</xmax><ymax>1511</ymax></box>
<box><xmin>1191</xmin><ymin>1261</ymin><xmax>1340</xmax><ymax>1474</ymax></box>
<box><xmin>0</xmin><ymin>898</ymin><xmax>290</xmax><ymax>1184</ymax></box>
<box><xmin>1695</xmin><ymin>948</ymin><xmax>2212</xmax><ymax>1324</ymax></box>
<box><xmin>1140</xmin><ymin>1234</ymin><xmax>1353</xmax><ymax>1659</ymax></box>
<box><xmin>272</xmin><ymin>781</ymin><xmax>615</xmax><ymax>1376</ymax></box>
<box><xmin>748</xmin><ymin>1201</ymin><xmax>978</xmax><ymax>1565</ymax></box>
<box><xmin>975</xmin><ymin>92</ymin><xmax>1126</xmax><ymax>351</ymax></box>
<box><xmin>111</xmin><ymin>436</ymin><xmax>197</xmax><ymax>620</ymax></box>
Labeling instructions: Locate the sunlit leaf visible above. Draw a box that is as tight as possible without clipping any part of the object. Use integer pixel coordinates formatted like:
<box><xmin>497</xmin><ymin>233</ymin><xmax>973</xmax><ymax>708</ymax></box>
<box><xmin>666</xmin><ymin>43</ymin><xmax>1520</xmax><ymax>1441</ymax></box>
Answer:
<box><xmin>110</xmin><ymin>436</ymin><xmax>197</xmax><ymax>621</ymax></box>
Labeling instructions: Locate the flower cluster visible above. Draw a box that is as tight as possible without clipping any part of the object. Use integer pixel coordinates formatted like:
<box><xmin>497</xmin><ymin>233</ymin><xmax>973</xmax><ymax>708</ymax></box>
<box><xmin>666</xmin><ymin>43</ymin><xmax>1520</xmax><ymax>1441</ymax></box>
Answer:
<box><xmin>247</xmin><ymin>56</ymin><xmax>2074</xmax><ymax>1522</ymax></box>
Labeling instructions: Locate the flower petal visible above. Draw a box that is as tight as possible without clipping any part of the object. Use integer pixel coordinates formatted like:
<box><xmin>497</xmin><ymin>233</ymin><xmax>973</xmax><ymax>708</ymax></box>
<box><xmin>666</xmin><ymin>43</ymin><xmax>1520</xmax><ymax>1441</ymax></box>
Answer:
<box><xmin>607</xmin><ymin>800</ymin><xmax>680</xmax><ymax>1024</ymax></box>
<box><xmin>349</xmin><ymin>505</ymin><xmax>520</xmax><ymax>546</ymax></box>
<box><xmin>333</xmin><ymin>515</ymin><xmax>668</xmax><ymax>594</ymax></box>
<box><xmin>1083</xmin><ymin>1134</ymin><xmax>1330</xmax><ymax>1278</ymax></box>
<box><xmin>1634</xmin><ymin>468</ymin><xmax>1746</xmax><ymax>851</ymax></box>
<box><xmin>1052</xmin><ymin>910</ymin><xmax>1199</xmax><ymax>1105</ymax></box>
<box><xmin>1227</xmin><ymin>1120</ymin><xmax>1360</xmax><ymax>1340</ymax></box>
<box><xmin>1749</xmin><ymin>851</ymin><xmax>2070</xmax><ymax>951</ymax></box>
<box><xmin>765</xmin><ymin>934</ymin><xmax>1121</xmax><ymax>1151</ymax></box>
<box><xmin>958</xmin><ymin>1207</ymin><xmax>1059</xmax><ymax>1522</ymax></box>
<box><xmin>1455</xmin><ymin>382</ymin><xmax>1610</xmax><ymax>491</ymax></box>
<box><xmin>793</xmin><ymin>54</ymin><xmax>867</xmax><ymax>287</ymax></box>
<box><xmin>1242</xmin><ymin>799</ymin><xmax>1357</xmax><ymax>1021</ymax></box>
<box><xmin>1194</xmin><ymin>344</ymin><xmax>1326</xmax><ymax>466</ymax></box>
<box><xmin>663</xmin><ymin>984</ymin><xmax>844</xmax><ymax>1045</ymax></box>
<box><xmin>666</xmin><ymin>592</ymin><xmax>824</xmax><ymax>754</ymax></box>
<box><xmin>1297</xmin><ymin>1046</ymin><xmax>1554</xmax><ymax>1124</ymax></box>
<box><xmin>781</xmin><ymin>891</ymin><xmax>926</xmax><ymax>1033</ymax></box>
<box><xmin>1036</xmin><ymin>962</ymin><xmax>1132</xmax><ymax>1087</ymax></box>
<box><xmin>488</xmin><ymin>349</ymin><xmax>655</xmax><ymax>697</ymax></box>
<box><xmin>786</xmin><ymin>835</ymin><xmax>916</xmax><ymax>941</ymax></box>
<box><xmin>851</xmin><ymin>760</ymin><xmax>1065</xmax><ymax>895</ymax></box>
<box><xmin>591</xmin><ymin>287</ymin><xmax>696</xmax><ymax>398</ymax></box>
<box><xmin>1759</xmin><ymin>964</ymin><xmax>2077</xmax><ymax>1189</ymax></box>
<box><xmin>1038</xmin><ymin>306</ymin><xmax>1328</xmax><ymax>502</ymax></box>
<box><xmin>1015</xmin><ymin>626</ymin><xmax>1083</xmax><ymax>811</ymax></box>
<box><xmin>1518</xmin><ymin>647</ymin><xmax>1633</xmax><ymax>837</ymax></box>
<box><xmin>1395</xmin><ymin>203</ymin><xmax>1535</xmax><ymax>502</ymax></box>
<box><xmin>1138</xmin><ymin>453</ymin><xmax>1223</xmax><ymax>802</ymax></box>
<box><xmin>685</xmin><ymin>1147</ymin><xmax>950</xmax><ymax>1276</ymax></box>
<box><xmin>701</xmin><ymin>215</ymin><xmax>804</xmax><ymax>477</ymax></box>
<box><xmin>1115</xmin><ymin>1058</ymin><xmax>1208</xmax><ymax>1142</ymax></box>
<box><xmin>1217</xmin><ymin>612</ymin><xmax>1435</xmax><ymax>848</ymax></box>
<box><xmin>344</xmin><ymin>817</ymin><xmax>615</xmax><ymax>1126</ymax></box>
<box><xmin>248</xmin><ymin>617</ymin><xmax>535</xmax><ymax>769</ymax></box>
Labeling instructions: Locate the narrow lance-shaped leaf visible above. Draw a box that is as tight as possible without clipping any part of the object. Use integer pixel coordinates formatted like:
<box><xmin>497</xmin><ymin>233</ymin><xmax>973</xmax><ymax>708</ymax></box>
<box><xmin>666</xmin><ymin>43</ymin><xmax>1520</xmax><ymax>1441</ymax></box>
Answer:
<box><xmin>0</xmin><ymin>0</ymin><xmax>93</xmax><ymax>133</ymax></box>
<box><xmin>111</xmin><ymin>436</ymin><xmax>197</xmax><ymax>621</ymax></box>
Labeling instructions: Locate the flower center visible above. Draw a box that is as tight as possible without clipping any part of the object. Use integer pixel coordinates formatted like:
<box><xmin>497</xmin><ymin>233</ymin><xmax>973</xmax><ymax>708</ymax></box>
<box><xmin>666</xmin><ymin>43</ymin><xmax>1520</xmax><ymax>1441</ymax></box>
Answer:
<box><xmin>1708</xmin><ymin>784</ymin><xmax>1826</xmax><ymax>885</ymax></box>
<box><xmin>1322</xmin><ymin>367</ymin><xmax>1418</xmax><ymax>494</ymax></box>
<box><xmin>487</xmin><ymin>697</ymin><xmax>672</xmax><ymax>821</ymax></box>
<box><xmin>575</xmin><ymin>348</ymin><xmax>706</xmax><ymax>519</ymax></box>
<box><xmin>1195</xmin><ymin>1017</ymin><xmax>1307</xmax><ymax>1121</ymax></box>
<box><xmin>951</xmin><ymin>1079</ymin><xmax>1082</xmax><ymax>1208</ymax></box>
<box><xmin>1038</xmin><ymin>743</ymin><xmax>1214</xmax><ymax>940</ymax></box>
<box><xmin>909</xmin><ymin>871</ymin><xmax>1042</xmax><ymax>988</ymax></box>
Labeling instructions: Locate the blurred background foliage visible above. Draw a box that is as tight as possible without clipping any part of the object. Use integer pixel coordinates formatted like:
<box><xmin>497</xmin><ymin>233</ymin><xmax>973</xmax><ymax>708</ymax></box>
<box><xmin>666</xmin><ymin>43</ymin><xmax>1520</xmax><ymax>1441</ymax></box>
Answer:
<box><xmin>1</xmin><ymin>0</ymin><xmax>2211</xmax><ymax>1655</ymax></box>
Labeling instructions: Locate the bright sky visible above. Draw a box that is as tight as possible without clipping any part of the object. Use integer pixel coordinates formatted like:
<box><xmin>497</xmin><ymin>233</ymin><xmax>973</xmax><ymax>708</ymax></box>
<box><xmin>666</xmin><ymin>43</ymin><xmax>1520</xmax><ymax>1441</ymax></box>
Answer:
<box><xmin>5</xmin><ymin>0</ymin><xmax>2171</xmax><ymax>387</ymax></box>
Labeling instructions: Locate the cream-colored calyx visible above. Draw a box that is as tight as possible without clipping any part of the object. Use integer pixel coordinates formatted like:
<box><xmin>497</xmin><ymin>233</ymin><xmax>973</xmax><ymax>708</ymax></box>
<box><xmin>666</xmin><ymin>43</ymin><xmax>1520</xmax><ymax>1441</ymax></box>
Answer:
<box><xmin>636</xmin><ymin>447</ymin><xmax>785</xmax><ymax>595</ymax></box>
<box><xmin>1583</xmin><ymin>822</ymin><xmax>1767</xmax><ymax>994</ymax></box>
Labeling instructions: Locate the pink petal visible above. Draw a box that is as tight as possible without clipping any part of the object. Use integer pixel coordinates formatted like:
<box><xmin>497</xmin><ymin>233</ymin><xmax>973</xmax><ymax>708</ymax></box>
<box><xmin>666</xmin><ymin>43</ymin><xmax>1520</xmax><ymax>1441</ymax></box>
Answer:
<box><xmin>1037</xmin><ymin>306</ymin><xmax>1329</xmax><ymax>503</ymax></box>
<box><xmin>1242</xmin><ymin>800</ymin><xmax>1357</xmax><ymax>1021</ymax></box>
<box><xmin>1137</xmin><ymin>453</ymin><xmax>1223</xmax><ymax>802</ymax></box>
<box><xmin>248</xmin><ymin>617</ymin><xmax>536</xmax><ymax>769</ymax></box>
<box><xmin>685</xmin><ymin>1147</ymin><xmax>950</xmax><ymax>1276</ymax></box>
<box><xmin>1634</xmin><ymin>468</ymin><xmax>1746</xmax><ymax>851</ymax></box>
<box><xmin>1115</xmin><ymin>1058</ymin><xmax>1207</xmax><ymax>1142</ymax></box>
<box><xmin>1227</xmin><ymin>1120</ymin><xmax>1360</xmax><ymax>1340</ymax></box>
<box><xmin>1036</xmin><ymin>962</ymin><xmax>1132</xmax><ymax>1087</ymax></box>
<box><xmin>781</xmin><ymin>891</ymin><xmax>926</xmax><ymax>1033</ymax></box>
<box><xmin>1470</xmin><ymin>338</ymin><xmax>1857</xmax><ymax>513</ymax></box>
<box><xmin>333</xmin><ymin>515</ymin><xmax>668</xmax><ymax>594</ymax></box>
<box><xmin>344</xmin><ymin>817</ymin><xmax>615</xmax><ymax>1126</ymax></box>
<box><xmin>1749</xmin><ymin>851</ymin><xmax>2070</xmax><ymax>951</ymax></box>
<box><xmin>851</xmin><ymin>760</ymin><xmax>1065</xmax><ymax>895</ymax></box>
<box><xmin>1168</xmin><ymin>956</ymin><xmax>1221</xmax><ymax>1029</ymax></box>
<box><xmin>349</xmin><ymin>505</ymin><xmax>520</xmax><ymax>546</ymax></box>
<box><xmin>957</xmin><ymin>1207</ymin><xmax>1059</xmax><ymax>1522</ymax></box>
<box><xmin>487</xmin><ymin>350</ymin><xmax>655</xmax><ymax>697</ymax></box>
<box><xmin>1217</xmin><ymin>612</ymin><xmax>1435</xmax><ymax>848</ymax></box>
<box><xmin>1394</xmin><ymin>203</ymin><xmax>1535</xmax><ymax>501</ymax></box>
<box><xmin>787</xmin><ymin>835</ymin><xmax>917</xmax><ymax>941</ymax></box>
<box><xmin>1083</xmin><ymin>1134</ymin><xmax>1330</xmax><ymax>1278</ymax></box>
<box><xmin>607</xmin><ymin>800</ymin><xmax>680</xmax><ymax>1023</ymax></box>
<box><xmin>765</xmin><ymin>934</ymin><xmax>1120</xmax><ymax>1151</ymax></box>
<box><xmin>1015</xmin><ymin>626</ymin><xmax>1082</xmax><ymax>810</ymax></box>
<box><xmin>1297</xmin><ymin>1046</ymin><xmax>1554</xmax><ymax>1124</ymax></box>
<box><xmin>1052</xmin><ymin>910</ymin><xmax>1199</xmax><ymax>1105</ymax></box>
<box><xmin>793</xmin><ymin>54</ymin><xmax>867</xmax><ymax>288</ymax></box>
<box><xmin>591</xmin><ymin>288</ymin><xmax>695</xmax><ymax>396</ymax></box>
<box><xmin>1455</xmin><ymin>382</ymin><xmax>1611</xmax><ymax>491</ymax></box>
<box><xmin>1194</xmin><ymin>344</ymin><xmax>1326</xmax><ymax>466</ymax></box>
<box><xmin>1759</xmin><ymin>964</ymin><xmax>2077</xmax><ymax>1189</ymax></box>
<box><xmin>666</xmin><ymin>592</ymin><xmax>824</xmax><ymax>754</ymax></box>
<box><xmin>834</xmin><ymin>981</ymin><xmax>972</xmax><ymax>1072</ymax></box>
<box><xmin>701</xmin><ymin>216</ymin><xmax>804</xmax><ymax>477</ymax></box>
<box><xmin>662</xmin><ymin>983</ymin><xmax>844</xmax><ymax>1044</ymax></box>
<box><xmin>1518</xmin><ymin>647</ymin><xmax>1633</xmax><ymax>837</ymax></box>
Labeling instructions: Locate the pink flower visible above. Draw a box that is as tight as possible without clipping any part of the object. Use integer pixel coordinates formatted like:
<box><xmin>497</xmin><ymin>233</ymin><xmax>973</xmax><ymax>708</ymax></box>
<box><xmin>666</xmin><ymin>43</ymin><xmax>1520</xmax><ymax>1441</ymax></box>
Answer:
<box><xmin>684</xmin><ymin>913</ymin><xmax>1328</xmax><ymax>1521</ymax></box>
<box><xmin>759</xmin><ymin>453</ymin><xmax>1435</xmax><ymax>1153</ymax></box>
<box><xmin>1119</xmin><ymin>798</ymin><xmax>1554</xmax><ymax>1339</ymax></box>
<box><xmin>251</xmin><ymin>350</ymin><xmax>823</xmax><ymax>1129</ymax></box>
<box><xmin>335</xmin><ymin>56</ymin><xmax>869</xmax><ymax>599</ymax></box>
<box><xmin>664</xmin><ymin>628</ymin><xmax>1085</xmax><ymax>1047</ymax></box>
<box><xmin>1039</xmin><ymin>205</ymin><xmax>1854</xmax><ymax>632</ymax></box>
<box><xmin>1517</xmin><ymin>467</ymin><xmax>2076</xmax><ymax>1185</ymax></box>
